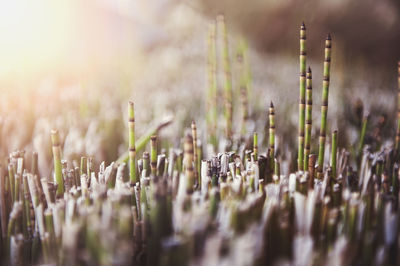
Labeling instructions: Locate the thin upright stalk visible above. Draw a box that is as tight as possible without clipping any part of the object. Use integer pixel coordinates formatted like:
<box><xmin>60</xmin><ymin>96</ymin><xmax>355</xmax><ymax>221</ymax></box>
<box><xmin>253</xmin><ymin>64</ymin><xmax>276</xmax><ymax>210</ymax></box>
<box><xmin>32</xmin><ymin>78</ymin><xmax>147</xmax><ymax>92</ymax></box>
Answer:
<box><xmin>8</xmin><ymin>164</ymin><xmax>15</xmax><ymax>203</ymax></box>
<box><xmin>191</xmin><ymin>121</ymin><xmax>199</xmax><ymax>186</ymax></box>
<box><xmin>240</xmin><ymin>85</ymin><xmax>249</xmax><ymax>136</ymax></box>
<box><xmin>150</xmin><ymin>136</ymin><xmax>157</xmax><ymax>177</ymax></box>
<box><xmin>142</xmin><ymin>152</ymin><xmax>150</xmax><ymax>176</ymax></box>
<box><xmin>253</xmin><ymin>132</ymin><xmax>258</xmax><ymax>160</ymax></box>
<box><xmin>51</xmin><ymin>130</ymin><xmax>64</xmax><ymax>196</ymax></box>
<box><xmin>183</xmin><ymin>133</ymin><xmax>194</xmax><ymax>194</ymax></box>
<box><xmin>317</xmin><ymin>34</ymin><xmax>332</xmax><ymax>178</ymax></box>
<box><xmin>330</xmin><ymin>130</ymin><xmax>338</xmax><ymax>178</ymax></box>
<box><xmin>308</xmin><ymin>154</ymin><xmax>316</xmax><ymax>189</ymax></box>
<box><xmin>237</xmin><ymin>40</ymin><xmax>250</xmax><ymax>137</ymax></box>
<box><xmin>298</xmin><ymin>22</ymin><xmax>307</xmax><ymax>171</ymax></box>
<box><xmin>358</xmin><ymin>114</ymin><xmax>369</xmax><ymax>159</ymax></box>
<box><xmin>218</xmin><ymin>14</ymin><xmax>233</xmax><ymax>140</ymax></box>
<box><xmin>129</xmin><ymin>101</ymin><xmax>137</xmax><ymax>184</ymax></box>
<box><xmin>80</xmin><ymin>157</ymin><xmax>87</xmax><ymax>177</ymax></box>
<box><xmin>269</xmin><ymin>102</ymin><xmax>275</xmax><ymax>170</ymax></box>
<box><xmin>304</xmin><ymin>67</ymin><xmax>313</xmax><ymax>170</ymax></box>
<box><xmin>207</xmin><ymin>22</ymin><xmax>218</xmax><ymax>148</ymax></box>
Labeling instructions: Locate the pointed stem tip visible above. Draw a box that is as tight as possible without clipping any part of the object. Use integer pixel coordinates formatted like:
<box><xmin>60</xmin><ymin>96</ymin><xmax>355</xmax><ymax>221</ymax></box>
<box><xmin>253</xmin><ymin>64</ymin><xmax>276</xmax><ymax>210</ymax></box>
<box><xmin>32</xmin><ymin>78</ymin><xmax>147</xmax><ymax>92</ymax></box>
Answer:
<box><xmin>327</xmin><ymin>33</ymin><xmax>332</xmax><ymax>40</ymax></box>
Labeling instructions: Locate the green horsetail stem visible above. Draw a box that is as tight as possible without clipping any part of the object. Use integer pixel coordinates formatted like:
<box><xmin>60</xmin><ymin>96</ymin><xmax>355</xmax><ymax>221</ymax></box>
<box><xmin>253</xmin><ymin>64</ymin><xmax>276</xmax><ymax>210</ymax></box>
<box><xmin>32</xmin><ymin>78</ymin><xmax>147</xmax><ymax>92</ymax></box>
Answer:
<box><xmin>191</xmin><ymin>121</ymin><xmax>199</xmax><ymax>186</ymax></box>
<box><xmin>317</xmin><ymin>34</ymin><xmax>332</xmax><ymax>178</ymax></box>
<box><xmin>87</xmin><ymin>157</ymin><xmax>93</xmax><ymax>177</ymax></box>
<box><xmin>304</xmin><ymin>67</ymin><xmax>313</xmax><ymax>170</ymax></box>
<box><xmin>183</xmin><ymin>133</ymin><xmax>194</xmax><ymax>193</ymax></box>
<box><xmin>269</xmin><ymin>102</ymin><xmax>275</xmax><ymax>170</ymax></box>
<box><xmin>142</xmin><ymin>152</ymin><xmax>150</xmax><ymax>176</ymax></box>
<box><xmin>218</xmin><ymin>14</ymin><xmax>233</xmax><ymax>140</ymax></box>
<box><xmin>253</xmin><ymin>132</ymin><xmax>258</xmax><ymax>160</ymax></box>
<box><xmin>358</xmin><ymin>114</ymin><xmax>369</xmax><ymax>160</ymax></box>
<box><xmin>395</xmin><ymin>61</ymin><xmax>400</xmax><ymax>155</ymax></box>
<box><xmin>51</xmin><ymin>130</ymin><xmax>64</xmax><ymax>196</ymax></box>
<box><xmin>8</xmin><ymin>164</ymin><xmax>15</xmax><ymax>203</ymax></box>
<box><xmin>150</xmin><ymin>136</ymin><xmax>157</xmax><ymax>177</ymax></box>
<box><xmin>80</xmin><ymin>157</ymin><xmax>87</xmax><ymax>177</ymax></box>
<box><xmin>237</xmin><ymin>40</ymin><xmax>250</xmax><ymax>136</ymax></box>
<box><xmin>22</xmin><ymin>175</ymin><xmax>32</xmax><ymax>237</ymax></box>
<box><xmin>330</xmin><ymin>130</ymin><xmax>338</xmax><ymax>178</ymax></box>
<box><xmin>298</xmin><ymin>22</ymin><xmax>307</xmax><ymax>171</ymax></box>
<box><xmin>308</xmin><ymin>154</ymin><xmax>316</xmax><ymax>188</ymax></box>
<box><xmin>274</xmin><ymin>158</ymin><xmax>280</xmax><ymax>177</ymax></box>
<box><xmin>207</xmin><ymin>22</ymin><xmax>218</xmax><ymax>148</ymax></box>
<box><xmin>240</xmin><ymin>85</ymin><xmax>249</xmax><ymax>136</ymax></box>
<box><xmin>128</xmin><ymin>101</ymin><xmax>137</xmax><ymax>184</ymax></box>
<box><xmin>14</xmin><ymin>174</ymin><xmax>20</xmax><ymax>202</ymax></box>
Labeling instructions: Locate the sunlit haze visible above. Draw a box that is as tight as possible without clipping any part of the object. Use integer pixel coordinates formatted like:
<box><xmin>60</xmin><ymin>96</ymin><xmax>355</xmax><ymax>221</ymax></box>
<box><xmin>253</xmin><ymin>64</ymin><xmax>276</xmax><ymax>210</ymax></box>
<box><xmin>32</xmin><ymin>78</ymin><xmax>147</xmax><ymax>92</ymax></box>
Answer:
<box><xmin>0</xmin><ymin>0</ymin><xmax>139</xmax><ymax>80</ymax></box>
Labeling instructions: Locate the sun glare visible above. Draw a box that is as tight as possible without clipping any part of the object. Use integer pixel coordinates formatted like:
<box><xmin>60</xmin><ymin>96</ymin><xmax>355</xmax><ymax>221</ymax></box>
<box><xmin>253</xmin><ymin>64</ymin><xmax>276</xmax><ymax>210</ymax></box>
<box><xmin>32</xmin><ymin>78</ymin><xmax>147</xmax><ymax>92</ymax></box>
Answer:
<box><xmin>0</xmin><ymin>0</ymin><xmax>73</xmax><ymax>77</ymax></box>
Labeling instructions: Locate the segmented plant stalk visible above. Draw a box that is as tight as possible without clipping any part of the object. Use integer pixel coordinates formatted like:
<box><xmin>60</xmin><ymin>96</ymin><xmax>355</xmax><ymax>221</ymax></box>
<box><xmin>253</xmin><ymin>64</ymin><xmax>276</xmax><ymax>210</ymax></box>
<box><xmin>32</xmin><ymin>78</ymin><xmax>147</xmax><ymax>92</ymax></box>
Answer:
<box><xmin>240</xmin><ymin>85</ymin><xmax>249</xmax><ymax>136</ymax></box>
<box><xmin>331</xmin><ymin>130</ymin><xmax>338</xmax><ymax>178</ymax></box>
<box><xmin>183</xmin><ymin>133</ymin><xmax>194</xmax><ymax>193</ymax></box>
<box><xmin>304</xmin><ymin>67</ymin><xmax>313</xmax><ymax>170</ymax></box>
<box><xmin>129</xmin><ymin>101</ymin><xmax>137</xmax><ymax>184</ymax></box>
<box><xmin>150</xmin><ymin>136</ymin><xmax>157</xmax><ymax>177</ymax></box>
<box><xmin>191</xmin><ymin>121</ymin><xmax>199</xmax><ymax>186</ymax></box>
<box><xmin>317</xmin><ymin>34</ymin><xmax>332</xmax><ymax>178</ymax></box>
<box><xmin>51</xmin><ymin>130</ymin><xmax>64</xmax><ymax>196</ymax></box>
<box><xmin>395</xmin><ymin>61</ymin><xmax>400</xmax><ymax>154</ymax></box>
<box><xmin>253</xmin><ymin>132</ymin><xmax>258</xmax><ymax>160</ymax></box>
<box><xmin>207</xmin><ymin>22</ymin><xmax>218</xmax><ymax>148</ymax></box>
<box><xmin>298</xmin><ymin>22</ymin><xmax>307</xmax><ymax>171</ymax></box>
<box><xmin>218</xmin><ymin>14</ymin><xmax>233</xmax><ymax>140</ymax></box>
<box><xmin>269</xmin><ymin>102</ymin><xmax>275</xmax><ymax>170</ymax></box>
<box><xmin>358</xmin><ymin>114</ymin><xmax>369</xmax><ymax>159</ymax></box>
<box><xmin>237</xmin><ymin>40</ymin><xmax>250</xmax><ymax>136</ymax></box>
<box><xmin>8</xmin><ymin>163</ymin><xmax>15</xmax><ymax>203</ymax></box>
<box><xmin>22</xmin><ymin>174</ymin><xmax>32</xmax><ymax>237</ymax></box>
<box><xmin>142</xmin><ymin>152</ymin><xmax>150</xmax><ymax>176</ymax></box>
<box><xmin>308</xmin><ymin>154</ymin><xmax>316</xmax><ymax>188</ymax></box>
<box><xmin>87</xmin><ymin>157</ymin><xmax>93</xmax><ymax>177</ymax></box>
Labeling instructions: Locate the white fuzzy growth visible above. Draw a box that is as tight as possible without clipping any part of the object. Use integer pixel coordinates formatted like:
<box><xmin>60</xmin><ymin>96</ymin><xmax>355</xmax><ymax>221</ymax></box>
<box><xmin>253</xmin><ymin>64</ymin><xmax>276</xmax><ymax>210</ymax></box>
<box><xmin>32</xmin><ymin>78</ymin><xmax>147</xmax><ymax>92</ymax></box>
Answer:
<box><xmin>357</xmin><ymin>200</ymin><xmax>366</xmax><ymax>236</ymax></box>
<box><xmin>201</xmin><ymin>160</ymin><xmax>209</xmax><ymax>194</ymax></box>
<box><xmin>35</xmin><ymin>204</ymin><xmax>46</xmax><ymax>238</ymax></box>
<box><xmin>261</xmin><ymin>196</ymin><xmax>277</xmax><ymax>230</ymax></box>
<box><xmin>53</xmin><ymin>202</ymin><xmax>65</xmax><ymax>239</ymax></box>
<box><xmin>65</xmin><ymin>198</ymin><xmax>76</xmax><ymax>223</ymax></box>
<box><xmin>62</xmin><ymin>221</ymin><xmax>81</xmax><ymax>251</ymax></box>
<box><xmin>294</xmin><ymin>192</ymin><xmax>306</xmax><ymax>234</ymax></box>
<box><xmin>327</xmin><ymin>236</ymin><xmax>349</xmax><ymax>266</ymax></box>
<box><xmin>305</xmin><ymin>190</ymin><xmax>316</xmax><ymax>235</ymax></box>
<box><xmin>176</xmin><ymin>172</ymin><xmax>187</xmax><ymax>200</ymax></box>
<box><xmin>293</xmin><ymin>235</ymin><xmax>314</xmax><ymax>266</ymax></box>
<box><xmin>289</xmin><ymin>173</ymin><xmax>296</xmax><ymax>193</ymax></box>
<box><xmin>384</xmin><ymin>202</ymin><xmax>398</xmax><ymax>246</ymax></box>
<box><xmin>253</xmin><ymin>162</ymin><xmax>259</xmax><ymax>191</ymax></box>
